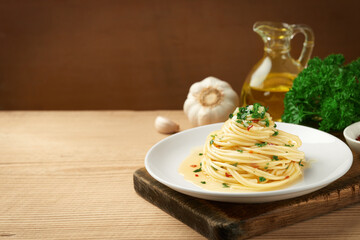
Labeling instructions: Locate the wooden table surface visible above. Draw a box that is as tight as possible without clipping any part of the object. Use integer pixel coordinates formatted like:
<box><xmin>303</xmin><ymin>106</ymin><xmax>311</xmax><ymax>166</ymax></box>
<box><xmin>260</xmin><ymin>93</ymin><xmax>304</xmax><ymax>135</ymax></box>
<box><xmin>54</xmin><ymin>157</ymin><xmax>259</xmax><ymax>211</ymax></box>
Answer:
<box><xmin>1</xmin><ymin>110</ymin><xmax>360</xmax><ymax>240</ymax></box>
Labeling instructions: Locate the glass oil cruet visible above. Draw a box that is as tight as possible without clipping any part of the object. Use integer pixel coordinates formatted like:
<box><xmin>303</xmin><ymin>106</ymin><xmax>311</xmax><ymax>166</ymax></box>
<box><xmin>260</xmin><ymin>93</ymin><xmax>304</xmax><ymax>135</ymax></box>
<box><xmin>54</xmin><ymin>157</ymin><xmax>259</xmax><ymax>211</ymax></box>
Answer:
<box><xmin>240</xmin><ymin>21</ymin><xmax>314</xmax><ymax>121</ymax></box>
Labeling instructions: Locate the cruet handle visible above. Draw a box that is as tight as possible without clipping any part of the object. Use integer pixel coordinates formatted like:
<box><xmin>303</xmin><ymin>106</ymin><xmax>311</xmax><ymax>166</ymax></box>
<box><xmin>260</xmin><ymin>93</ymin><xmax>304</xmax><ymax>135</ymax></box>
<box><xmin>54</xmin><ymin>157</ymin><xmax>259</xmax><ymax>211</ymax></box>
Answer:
<box><xmin>291</xmin><ymin>24</ymin><xmax>315</xmax><ymax>68</ymax></box>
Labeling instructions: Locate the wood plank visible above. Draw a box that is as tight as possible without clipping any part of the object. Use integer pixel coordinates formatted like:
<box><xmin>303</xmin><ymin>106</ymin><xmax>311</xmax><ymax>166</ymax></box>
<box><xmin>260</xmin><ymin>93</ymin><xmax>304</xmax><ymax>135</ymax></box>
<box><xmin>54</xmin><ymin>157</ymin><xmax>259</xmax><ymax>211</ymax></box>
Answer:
<box><xmin>134</xmin><ymin>150</ymin><xmax>360</xmax><ymax>240</ymax></box>
<box><xmin>0</xmin><ymin>111</ymin><xmax>359</xmax><ymax>239</ymax></box>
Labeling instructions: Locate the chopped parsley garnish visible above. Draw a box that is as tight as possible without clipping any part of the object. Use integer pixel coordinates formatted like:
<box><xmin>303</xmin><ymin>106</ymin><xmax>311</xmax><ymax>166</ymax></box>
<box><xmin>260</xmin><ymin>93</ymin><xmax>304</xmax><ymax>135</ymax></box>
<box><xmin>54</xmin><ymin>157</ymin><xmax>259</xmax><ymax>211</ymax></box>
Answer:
<box><xmin>211</xmin><ymin>166</ymin><xmax>218</xmax><ymax>171</ymax></box>
<box><xmin>264</xmin><ymin>118</ymin><xmax>270</xmax><ymax>127</ymax></box>
<box><xmin>210</xmin><ymin>139</ymin><xmax>214</xmax><ymax>145</ymax></box>
<box><xmin>229</xmin><ymin>113</ymin><xmax>233</xmax><ymax>119</ymax></box>
<box><xmin>299</xmin><ymin>160</ymin><xmax>304</xmax><ymax>166</ymax></box>
<box><xmin>193</xmin><ymin>167</ymin><xmax>202</xmax><ymax>172</ymax></box>
<box><xmin>272</xmin><ymin>155</ymin><xmax>279</xmax><ymax>161</ymax></box>
<box><xmin>236</xmin><ymin>149</ymin><xmax>243</xmax><ymax>153</ymax></box>
<box><xmin>259</xmin><ymin>177</ymin><xmax>266</xmax><ymax>182</ymax></box>
<box><xmin>285</xmin><ymin>144</ymin><xmax>294</xmax><ymax>147</ymax></box>
<box><xmin>272</xmin><ymin>131</ymin><xmax>279</xmax><ymax>136</ymax></box>
<box><xmin>210</xmin><ymin>134</ymin><xmax>217</xmax><ymax>138</ymax></box>
<box><xmin>236</xmin><ymin>107</ymin><xmax>249</xmax><ymax>120</ymax></box>
<box><xmin>264</xmin><ymin>166</ymin><xmax>268</xmax><ymax>169</ymax></box>
<box><xmin>251</xmin><ymin>104</ymin><xmax>261</xmax><ymax>118</ymax></box>
<box><xmin>255</xmin><ymin>142</ymin><xmax>268</xmax><ymax>147</ymax></box>
<box><xmin>201</xmin><ymin>181</ymin><xmax>206</xmax><ymax>184</ymax></box>
<box><xmin>260</xmin><ymin>110</ymin><xmax>266</xmax><ymax>119</ymax></box>
<box><xmin>231</xmin><ymin>162</ymin><xmax>238</xmax><ymax>167</ymax></box>
<box><xmin>285</xmin><ymin>165</ymin><xmax>289</xmax><ymax>169</ymax></box>
<box><xmin>274</xmin><ymin>123</ymin><xmax>277</xmax><ymax>128</ymax></box>
<box><xmin>233</xmin><ymin>103</ymin><xmax>270</xmax><ymax>124</ymax></box>
<box><xmin>222</xmin><ymin>183</ymin><xmax>230</xmax><ymax>188</ymax></box>
<box><xmin>199</xmin><ymin>153</ymin><xmax>203</xmax><ymax>156</ymax></box>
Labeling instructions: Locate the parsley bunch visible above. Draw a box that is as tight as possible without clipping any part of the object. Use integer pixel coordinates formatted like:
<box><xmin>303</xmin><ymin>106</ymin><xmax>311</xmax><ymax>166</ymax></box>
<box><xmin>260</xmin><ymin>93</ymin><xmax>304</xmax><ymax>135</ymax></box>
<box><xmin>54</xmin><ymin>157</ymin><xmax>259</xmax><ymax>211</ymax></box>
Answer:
<box><xmin>282</xmin><ymin>54</ymin><xmax>360</xmax><ymax>132</ymax></box>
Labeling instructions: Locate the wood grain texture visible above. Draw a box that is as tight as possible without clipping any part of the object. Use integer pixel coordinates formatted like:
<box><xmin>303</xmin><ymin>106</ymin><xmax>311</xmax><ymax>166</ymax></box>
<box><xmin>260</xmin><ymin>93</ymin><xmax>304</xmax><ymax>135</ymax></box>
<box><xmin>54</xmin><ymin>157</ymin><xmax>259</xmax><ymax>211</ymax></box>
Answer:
<box><xmin>134</xmin><ymin>157</ymin><xmax>360</xmax><ymax>240</ymax></box>
<box><xmin>0</xmin><ymin>110</ymin><xmax>359</xmax><ymax>240</ymax></box>
<box><xmin>0</xmin><ymin>0</ymin><xmax>359</xmax><ymax>110</ymax></box>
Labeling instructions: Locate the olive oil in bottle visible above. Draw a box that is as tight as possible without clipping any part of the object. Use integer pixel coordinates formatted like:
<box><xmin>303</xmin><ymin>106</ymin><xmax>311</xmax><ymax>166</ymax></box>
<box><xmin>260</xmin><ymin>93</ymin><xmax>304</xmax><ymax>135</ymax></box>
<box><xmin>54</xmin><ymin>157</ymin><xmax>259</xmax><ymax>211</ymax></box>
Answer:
<box><xmin>240</xmin><ymin>22</ymin><xmax>314</xmax><ymax>121</ymax></box>
<box><xmin>240</xmin><ymin>73</ymin><xmax>296</xmax><ymax>121</ymax></box>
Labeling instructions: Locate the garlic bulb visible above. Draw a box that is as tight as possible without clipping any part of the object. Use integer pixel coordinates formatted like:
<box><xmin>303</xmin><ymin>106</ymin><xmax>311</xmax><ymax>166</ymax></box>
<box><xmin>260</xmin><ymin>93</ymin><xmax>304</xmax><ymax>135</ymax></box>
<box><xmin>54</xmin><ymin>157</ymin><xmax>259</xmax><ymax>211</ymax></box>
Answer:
<box><xmin>184</xmin><ymin>76</ymin><xmax>239</xmax><ymax>126</ymax></box>
<box><xmin>155</xmin><ymin>116</ymin><xmax>180</xmax><ymax>134</ymax></box>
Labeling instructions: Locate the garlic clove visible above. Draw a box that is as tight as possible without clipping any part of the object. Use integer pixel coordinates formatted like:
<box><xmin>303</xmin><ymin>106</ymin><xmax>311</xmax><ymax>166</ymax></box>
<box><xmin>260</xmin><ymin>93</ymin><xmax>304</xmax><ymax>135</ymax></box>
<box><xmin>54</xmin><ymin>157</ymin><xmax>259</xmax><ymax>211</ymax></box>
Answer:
<box><xmin>154</xmin><ymin>116</ymin><xmax>180</xmax><ymax>134</ymax></box>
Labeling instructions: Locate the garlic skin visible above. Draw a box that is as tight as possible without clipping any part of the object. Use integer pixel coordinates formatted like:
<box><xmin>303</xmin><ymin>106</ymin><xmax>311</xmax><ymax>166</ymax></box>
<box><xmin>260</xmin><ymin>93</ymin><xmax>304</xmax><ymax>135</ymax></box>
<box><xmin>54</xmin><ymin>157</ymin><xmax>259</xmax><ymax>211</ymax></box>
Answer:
<box><xmin>155</xmin><ymin>116</ymin><xmax>180</xmax><ymax>134</ymax></box>
<box><xmin>184</xmin><ymin>76</ymin><xmax>239</xmax><ymax>126</ymax></box>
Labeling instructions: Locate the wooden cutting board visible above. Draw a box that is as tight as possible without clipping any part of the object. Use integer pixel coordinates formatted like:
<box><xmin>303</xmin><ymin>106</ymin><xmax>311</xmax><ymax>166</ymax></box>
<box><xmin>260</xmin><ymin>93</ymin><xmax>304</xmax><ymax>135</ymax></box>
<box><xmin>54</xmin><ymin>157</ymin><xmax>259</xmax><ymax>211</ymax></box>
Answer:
<box><xmin>133</xmin><ymin>151</ymin><xmax>360</xmax><ymax>240</ymax></box>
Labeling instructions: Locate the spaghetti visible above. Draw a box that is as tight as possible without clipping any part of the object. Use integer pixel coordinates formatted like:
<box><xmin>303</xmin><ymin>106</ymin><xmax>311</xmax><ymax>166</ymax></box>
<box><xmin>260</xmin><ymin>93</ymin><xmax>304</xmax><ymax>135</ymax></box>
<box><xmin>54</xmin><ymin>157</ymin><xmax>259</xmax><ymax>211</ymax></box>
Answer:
<box><xmin>201</xmin><ymin>103</ymin><xmax>305</xmax><ymax>191</ymax></box>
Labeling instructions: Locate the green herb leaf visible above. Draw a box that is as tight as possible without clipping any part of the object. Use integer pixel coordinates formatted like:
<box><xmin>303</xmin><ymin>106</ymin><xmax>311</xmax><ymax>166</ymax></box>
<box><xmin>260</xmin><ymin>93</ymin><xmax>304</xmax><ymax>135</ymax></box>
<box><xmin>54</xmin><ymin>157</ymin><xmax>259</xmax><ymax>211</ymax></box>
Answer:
<box><xmin>210</xmin><ymin>139</ymin><xmax>214</xmax><ymax>145</ymax></box>
<box><xmin>211</xmin><ymin>166</ymin><xmax>218</xmax><ymax>171</ymax></box>
<box><xmin>260</xmin><ymin>110</ymin><xmax>266</xmax><ymax>119</ymax></box>
<box><xmin>236</xmin><ymin>149</ymin><xmax>243</xmax><ymax>153</ymax></box>
<box><xmin>222</xmin><ymin>183</ymin><xmax>230</xmax><ymax>188</ymax></box>
<box><xmin>259</xmin><ymin>177</ymin><xmax>266</xmax><ymax>182</ymax></box>
<box><xmin>282</xmin><ymin>54</ymin><xmax>360</xmax><ymax>132</ymax></box>
<box><xmin>201</xmin><ymin>181</ymin><xmax>206</xmax><ymax>184</ymax></box>
<box><xmin>299</xmin><ymin>159</ymin><xmax>304</xmax><ymax>166</ymax></box>
<box><xmin>251</xmin><ymin>103</ymin><xmax>261</xmax><ymax>118</ymax></box>
<box><xmin>265</xmin><ymin>118</ymin><xmax>270</xmax><ymax>127</ymax></box>
<box><xmin>199</xmin><ymin>153</ymin><xmax>203</xmax><ymax>156</ymax></box>
<box><xmin>285</xmin><ymin>144</ymin><xmax>294</xmax><ymax>147</ymax></box>
<box><xmin>272</xmin><ymin>155</ymin><xmax>279</xmax><ymax>161</ymax></box>
<box><xmin>193</xmin><ymin>167</ymin><xmax>202</xmax><ymax>172</ymax></box>
<box><xmin>255</xmin><ymin>142</ymin><xmax>268</xmax><ymax>147</ymax></box>
<box><xmin>272</xmin><ymin>131</ymin><xmax>279</xmax><ymax>136</ymax></box>
<box><xmin>231</xmin><ymin>162</ymin><xmax>238</xmax><ymax>167</ymax></box>
<box><xmin>229</xmin><ymin>113</ymin><xmax>233</xmax><ymax>119</ymax></box>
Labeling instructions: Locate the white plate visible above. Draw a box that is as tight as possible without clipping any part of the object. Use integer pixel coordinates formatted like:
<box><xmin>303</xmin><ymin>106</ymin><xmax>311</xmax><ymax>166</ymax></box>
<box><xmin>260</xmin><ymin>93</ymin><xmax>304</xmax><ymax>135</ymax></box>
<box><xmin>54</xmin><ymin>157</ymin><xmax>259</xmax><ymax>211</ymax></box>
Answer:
<box><xmin>145</xmin><ymin>122</ymin><xmax>353</xmax><ymax>203</ymax></box>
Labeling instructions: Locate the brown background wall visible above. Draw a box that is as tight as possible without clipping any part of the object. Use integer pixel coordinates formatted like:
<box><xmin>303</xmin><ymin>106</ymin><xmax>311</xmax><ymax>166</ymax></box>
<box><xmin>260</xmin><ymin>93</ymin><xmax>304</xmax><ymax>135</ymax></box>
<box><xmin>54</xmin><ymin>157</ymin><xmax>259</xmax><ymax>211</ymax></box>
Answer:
<box><xmin>0</xmin><ymin>0</ymin><xmax>359</xmax><ymax>110</ymax></box>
